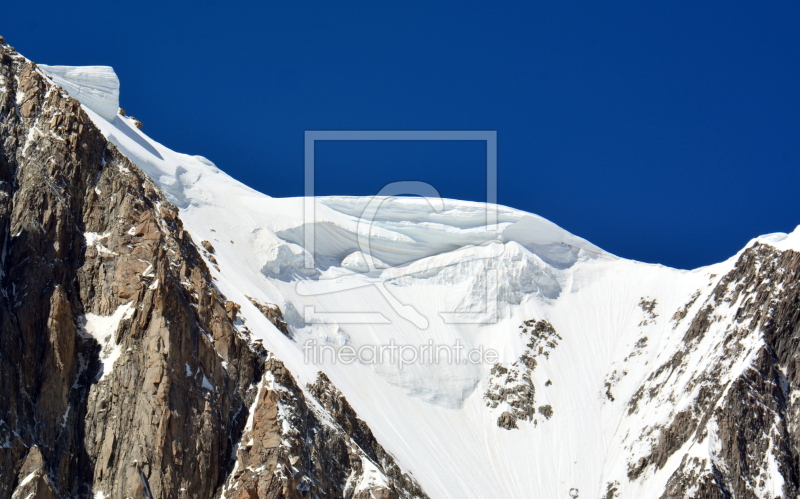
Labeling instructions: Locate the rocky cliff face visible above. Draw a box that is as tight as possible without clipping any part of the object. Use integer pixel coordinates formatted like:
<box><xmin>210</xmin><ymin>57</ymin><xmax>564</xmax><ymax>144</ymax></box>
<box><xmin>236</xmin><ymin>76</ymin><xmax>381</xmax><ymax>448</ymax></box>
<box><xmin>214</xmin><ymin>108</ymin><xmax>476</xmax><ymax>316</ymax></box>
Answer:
<box><xmin>615</xmin><ymin>242</ymin><xmax>800</xmax><ymax>499</ymax></box>
<box><xmin>0</xmin><ymin>37</ymin><xmax>426</xmax><ymax>499</ymax></box>
<box><xmin>222</xmin><ymin>364</ymin><xmax>427</xmax><ymax>499</ymax></box>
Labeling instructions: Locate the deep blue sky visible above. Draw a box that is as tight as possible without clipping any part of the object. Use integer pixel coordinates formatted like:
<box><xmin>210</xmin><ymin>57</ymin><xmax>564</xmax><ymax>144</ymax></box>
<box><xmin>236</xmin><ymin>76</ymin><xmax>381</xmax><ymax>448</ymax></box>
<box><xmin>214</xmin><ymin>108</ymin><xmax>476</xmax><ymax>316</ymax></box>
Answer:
<box><xmin>4</xmin><ymin>2</ymin><xmax>799</xmax><ymax>269</ymax></box>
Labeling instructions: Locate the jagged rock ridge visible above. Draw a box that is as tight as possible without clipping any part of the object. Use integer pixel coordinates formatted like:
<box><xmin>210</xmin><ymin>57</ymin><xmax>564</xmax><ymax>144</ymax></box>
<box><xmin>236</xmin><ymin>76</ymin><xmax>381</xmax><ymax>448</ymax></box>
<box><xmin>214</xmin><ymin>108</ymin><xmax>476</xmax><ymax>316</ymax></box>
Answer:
<box><xmin>0</xmin><ymin>36</ymin><xmax>426</xmax><ymax>499</ymax></box>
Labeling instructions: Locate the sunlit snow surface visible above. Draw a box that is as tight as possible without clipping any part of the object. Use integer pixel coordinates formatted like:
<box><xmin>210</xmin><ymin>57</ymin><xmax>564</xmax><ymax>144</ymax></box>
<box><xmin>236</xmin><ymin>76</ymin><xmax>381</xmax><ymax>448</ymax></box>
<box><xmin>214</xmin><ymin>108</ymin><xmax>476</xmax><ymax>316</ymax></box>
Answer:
<box><xmin>78</xmin><ymin>303</ymin><xmax>134</xmax><ymax>381</ymax></box>
<box><xmin>38</xmin><ymin>65</ymin><xmax>120</xmax><ymax>121</ymax></box>
<box><xmin>60</xmin><ymin>66</ymin><xmax>800</xmax><ymax>498</ymax></box>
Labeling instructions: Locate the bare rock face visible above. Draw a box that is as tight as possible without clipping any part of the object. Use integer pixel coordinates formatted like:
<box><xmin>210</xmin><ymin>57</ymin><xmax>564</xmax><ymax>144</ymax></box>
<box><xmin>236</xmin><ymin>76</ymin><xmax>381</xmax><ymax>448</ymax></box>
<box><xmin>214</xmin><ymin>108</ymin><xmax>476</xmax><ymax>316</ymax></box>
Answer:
<box><xmin>0</xmin><ymin>37</ymin><xmax>263</xmax><ymax>498</ymax></box>
<box><xmin>0</xmin><ymin>37</ymin><xmax>426</xmax><ymax>499</ymax></box>
<box><xmin>246</xmin><ymin>296</ymin><xmax>290</xmax><ymax>339</ymax></box>
<box><xmin>222</xmin><ymin>364</ymin><xmax>428</xmax><ymax>499</ymax></box>
<box><xmin>11</xmin><ymin>446</ymin><xmax>58</xmax><ymax>499</ymax></box>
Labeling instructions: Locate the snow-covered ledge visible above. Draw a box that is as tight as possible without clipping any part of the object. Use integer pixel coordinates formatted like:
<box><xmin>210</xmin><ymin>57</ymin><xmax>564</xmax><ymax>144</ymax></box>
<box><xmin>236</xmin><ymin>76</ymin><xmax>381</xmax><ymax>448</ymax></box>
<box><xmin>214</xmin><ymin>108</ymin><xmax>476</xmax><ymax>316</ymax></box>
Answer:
<box><xmin>38</xmin><ymin>65</ymin><xmax>120</xmax><ymax>121</ymax></box>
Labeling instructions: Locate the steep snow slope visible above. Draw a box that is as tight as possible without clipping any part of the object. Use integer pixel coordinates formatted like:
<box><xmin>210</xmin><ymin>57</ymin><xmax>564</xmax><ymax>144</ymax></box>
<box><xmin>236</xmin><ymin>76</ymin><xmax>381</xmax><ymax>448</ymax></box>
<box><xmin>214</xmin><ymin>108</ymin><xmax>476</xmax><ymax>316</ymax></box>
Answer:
<box><xmin>49</xmin><ymin>65</ymin><xmax>800</xmax><ymax>498</ymax></box>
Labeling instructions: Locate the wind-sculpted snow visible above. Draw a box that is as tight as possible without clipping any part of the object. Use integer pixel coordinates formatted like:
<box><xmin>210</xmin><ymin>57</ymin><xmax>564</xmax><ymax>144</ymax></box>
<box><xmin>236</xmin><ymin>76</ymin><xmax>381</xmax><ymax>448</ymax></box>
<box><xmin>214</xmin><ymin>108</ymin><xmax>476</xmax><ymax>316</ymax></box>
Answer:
<box><xmin>755</xmin><ymin>229</ymin><xmax>800</xmax><ymax>252</ymax></box>
<box><xmin>277</xmin><ymin>196</ymin><xmax>606</xmax><ymax>271</ymax></box>
<box><xmin>37</xmin><ymin>65</ymin><xmax>120</xmax><ymax>121</ymax></box>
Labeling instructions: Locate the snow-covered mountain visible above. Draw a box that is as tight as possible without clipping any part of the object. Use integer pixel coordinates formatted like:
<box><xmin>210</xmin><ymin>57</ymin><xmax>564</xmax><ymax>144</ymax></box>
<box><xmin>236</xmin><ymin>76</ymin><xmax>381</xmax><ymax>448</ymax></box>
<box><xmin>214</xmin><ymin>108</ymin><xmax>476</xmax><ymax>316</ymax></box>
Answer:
<box><xmin>2</xmin><ymin>37</ymin><xmax>800</xmax><ymax>498</ymax></box>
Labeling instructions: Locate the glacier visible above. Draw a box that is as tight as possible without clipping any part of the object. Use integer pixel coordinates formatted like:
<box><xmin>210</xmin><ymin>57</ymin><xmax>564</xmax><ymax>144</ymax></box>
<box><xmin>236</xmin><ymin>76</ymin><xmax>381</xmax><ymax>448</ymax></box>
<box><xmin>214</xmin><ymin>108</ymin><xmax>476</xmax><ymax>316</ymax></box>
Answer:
<box><xmin>54</xmin><ymin>64</ymin><xmax>800</xmax><ymax>498</ymax></box>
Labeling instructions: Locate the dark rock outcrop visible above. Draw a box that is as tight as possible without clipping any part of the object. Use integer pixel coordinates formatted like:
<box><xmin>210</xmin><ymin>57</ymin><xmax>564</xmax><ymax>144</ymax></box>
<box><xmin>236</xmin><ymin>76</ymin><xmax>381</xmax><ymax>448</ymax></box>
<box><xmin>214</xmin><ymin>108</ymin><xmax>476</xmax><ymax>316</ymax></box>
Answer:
<box><xmin>0</xmin><ymin>37</ymin><xmax>263</xmax><ymax>498</ymax></box>
<box><xmin>485</xmin><ymin>319</ymin><xmax>559</xmax><ymax>429</ymax></box>
<box><xmin>222</xmin><ymin>366</ymin><xmax>427</xmax><ymax>499</ymax></box>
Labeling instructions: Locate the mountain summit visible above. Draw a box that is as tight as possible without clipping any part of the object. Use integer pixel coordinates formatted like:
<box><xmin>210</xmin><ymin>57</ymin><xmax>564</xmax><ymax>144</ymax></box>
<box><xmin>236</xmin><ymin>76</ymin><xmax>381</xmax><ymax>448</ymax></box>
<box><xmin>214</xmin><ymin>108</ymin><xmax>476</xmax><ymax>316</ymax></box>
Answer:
<box><xmin>1</xmin><ymin>36</ymin><xmax>800</xmax><ymax>499</ymax></box>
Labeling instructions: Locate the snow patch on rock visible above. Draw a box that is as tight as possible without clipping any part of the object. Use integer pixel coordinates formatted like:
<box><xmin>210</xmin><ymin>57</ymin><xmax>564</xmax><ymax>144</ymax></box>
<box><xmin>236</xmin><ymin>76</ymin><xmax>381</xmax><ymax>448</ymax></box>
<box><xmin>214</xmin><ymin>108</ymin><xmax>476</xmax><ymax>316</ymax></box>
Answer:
<box><xmin>78</xmin><ymin>304</ymin><xmax>134</xmax><ymax>380</ymax></box>
<box><xmin>351</xmin><ymin>457</ymin><xmax>390</xmax><ymax>495</ymax></box>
